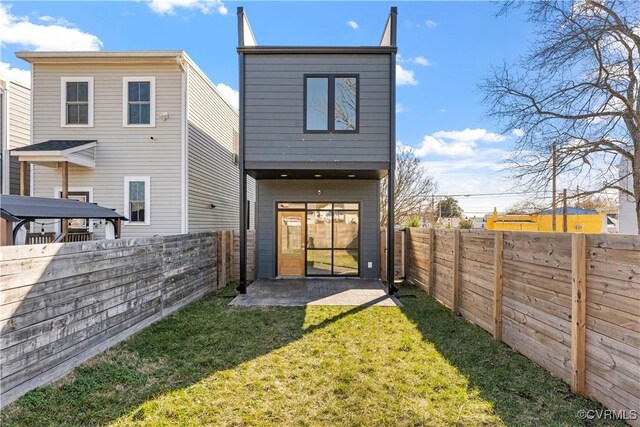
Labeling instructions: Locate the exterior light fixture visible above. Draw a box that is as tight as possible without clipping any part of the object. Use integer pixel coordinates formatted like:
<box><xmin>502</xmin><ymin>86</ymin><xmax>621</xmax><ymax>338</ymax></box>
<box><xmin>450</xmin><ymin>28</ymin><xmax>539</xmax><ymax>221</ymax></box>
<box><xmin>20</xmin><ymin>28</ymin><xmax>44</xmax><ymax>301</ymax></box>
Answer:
<box><xmin>280</xmin><ymin>174</ymin><xmax>288</xmax><ymax>177</ymax></box>
<box><xmin>314</xmin><ymin>174</ymin><xmax>322</xmax><ymax>178</ymax></box>
<box><xmin>348</xmin><ymin>174</ymin><xmax>356</xmax><ymax>178</ymax></box>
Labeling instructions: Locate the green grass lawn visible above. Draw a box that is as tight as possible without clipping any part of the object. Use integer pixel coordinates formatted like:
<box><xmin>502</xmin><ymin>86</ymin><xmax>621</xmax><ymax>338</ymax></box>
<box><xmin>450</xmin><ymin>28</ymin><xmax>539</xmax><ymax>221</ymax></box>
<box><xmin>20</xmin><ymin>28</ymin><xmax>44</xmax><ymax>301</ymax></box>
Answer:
<box><xmin>1</xmin><ymin>284</ymin><xmax>622</xmax><ymax>426</ymax></box>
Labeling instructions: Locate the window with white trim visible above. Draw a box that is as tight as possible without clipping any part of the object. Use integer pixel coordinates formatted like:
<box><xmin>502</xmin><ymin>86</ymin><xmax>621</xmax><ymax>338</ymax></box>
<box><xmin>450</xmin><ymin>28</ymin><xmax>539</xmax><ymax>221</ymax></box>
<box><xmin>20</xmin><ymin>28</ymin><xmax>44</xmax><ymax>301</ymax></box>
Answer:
<box><xmin>61</xmin><ymin>77</ymin><xmax>93</xmax><ymax>127</ymax></box>
<box><xmin>123</xmin><ymin>77</ymin><xmax>155</xmax><ymax>127</ymax></box>
<box><xmin>124</xmin><ymin>176</ymin><xmax>151</xmax><ymax>225</ymax></box>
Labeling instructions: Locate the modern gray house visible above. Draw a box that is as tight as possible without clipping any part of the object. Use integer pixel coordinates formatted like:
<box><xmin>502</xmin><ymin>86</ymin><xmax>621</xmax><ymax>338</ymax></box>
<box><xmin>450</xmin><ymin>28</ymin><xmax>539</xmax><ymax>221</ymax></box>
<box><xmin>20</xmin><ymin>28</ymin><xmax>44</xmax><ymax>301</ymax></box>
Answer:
<box><xmin>237</xmin><ymin>7</ymin><xmax>397</xmax><ymax>293</ymax></box>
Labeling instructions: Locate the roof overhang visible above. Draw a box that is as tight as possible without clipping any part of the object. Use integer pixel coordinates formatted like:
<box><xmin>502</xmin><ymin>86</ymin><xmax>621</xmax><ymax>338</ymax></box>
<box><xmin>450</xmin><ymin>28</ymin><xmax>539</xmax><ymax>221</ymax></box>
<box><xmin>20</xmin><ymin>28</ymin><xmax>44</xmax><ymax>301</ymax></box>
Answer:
<box><xmin>11</xmin><ymin>140</ymin><xmax>97</xmax><ymax>168</ymax></box>
<box><xmin>237</xmin><ymin>46</ymin><xmax>397</xmax><ymax>54</ymax></box>
<box><xmin>245</xmin><ymin>161</ymin><xmax>389</xmax><ymax>180</ymax></box>
<box><xmin>16</xmin><ymin>51</ymin><xmax>189</xmax><ymax>70</ymax></box>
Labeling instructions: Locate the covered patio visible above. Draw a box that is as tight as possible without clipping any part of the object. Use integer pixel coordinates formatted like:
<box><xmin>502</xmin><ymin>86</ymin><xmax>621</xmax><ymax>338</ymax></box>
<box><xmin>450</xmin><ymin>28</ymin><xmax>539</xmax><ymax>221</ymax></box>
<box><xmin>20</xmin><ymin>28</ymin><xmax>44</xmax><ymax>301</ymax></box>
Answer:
<box><xmin>230</xmin><ymin>278</ymin><xmax>401</xmax><ymax>307</ymax></box>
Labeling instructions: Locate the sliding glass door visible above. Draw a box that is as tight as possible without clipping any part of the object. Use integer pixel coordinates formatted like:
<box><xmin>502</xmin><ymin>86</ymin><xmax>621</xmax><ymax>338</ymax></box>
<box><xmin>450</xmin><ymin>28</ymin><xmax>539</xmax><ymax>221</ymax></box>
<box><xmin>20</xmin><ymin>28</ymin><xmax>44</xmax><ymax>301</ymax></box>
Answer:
<box><xmin>277</xmin><ymin>202</ymin><xmax>359</xmax><ymax>277</ymax></box>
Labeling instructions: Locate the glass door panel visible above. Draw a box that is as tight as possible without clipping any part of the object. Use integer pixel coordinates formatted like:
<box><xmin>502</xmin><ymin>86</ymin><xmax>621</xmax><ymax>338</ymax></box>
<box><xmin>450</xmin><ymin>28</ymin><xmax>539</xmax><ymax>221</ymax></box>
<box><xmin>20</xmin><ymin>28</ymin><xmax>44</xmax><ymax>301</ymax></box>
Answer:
<box><xmin>333</xmin><ymin>210</ymin><xmax>359</xmax><ymax>249</ymax></box>
<box><xmin>307</xmin><ymin>250</ymin><xmax>332</xmax><ymax>276</ymax></box>
<box><xmin>278</xmin><ymin>211</ymin><xmax>305</xmax><ymax>276</ymax></box>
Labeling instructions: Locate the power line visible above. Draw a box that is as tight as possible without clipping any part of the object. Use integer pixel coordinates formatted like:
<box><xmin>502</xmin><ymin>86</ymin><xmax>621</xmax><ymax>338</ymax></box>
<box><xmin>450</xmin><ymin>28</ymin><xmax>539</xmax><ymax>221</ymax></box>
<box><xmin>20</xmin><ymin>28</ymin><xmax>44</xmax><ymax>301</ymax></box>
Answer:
<box><xmin>432</xmin><ymin>191</ymin><xmax>553</xmax><ymax>198</ymax></box>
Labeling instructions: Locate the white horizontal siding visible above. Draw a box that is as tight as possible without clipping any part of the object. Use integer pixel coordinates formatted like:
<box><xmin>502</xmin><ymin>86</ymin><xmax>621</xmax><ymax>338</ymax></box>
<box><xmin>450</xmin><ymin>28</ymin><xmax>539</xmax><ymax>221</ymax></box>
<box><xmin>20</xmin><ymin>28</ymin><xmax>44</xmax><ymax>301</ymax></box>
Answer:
<box><xmin>3</xmin><ymin>80</ymin><xmax>31</xmax><ymax>195</ymax></box>
<box><xmin>31</xmin><ymin>63</ymin><xmax>183</xmax><ymax>238</ymax></box>
<box><xmin>7</xmin><ymin>81</ymin><xmax>30</xmax><ymax>150</ymax></box>
<box><xmin>186</xmin><ymin>63</ymin><xmax>255</xmax><ymax>232</ymax></box>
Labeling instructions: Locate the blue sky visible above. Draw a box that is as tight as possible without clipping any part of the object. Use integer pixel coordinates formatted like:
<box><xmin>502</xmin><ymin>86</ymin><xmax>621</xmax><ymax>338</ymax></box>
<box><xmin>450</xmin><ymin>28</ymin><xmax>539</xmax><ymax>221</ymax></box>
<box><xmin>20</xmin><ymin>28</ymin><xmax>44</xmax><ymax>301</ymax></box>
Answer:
<box><xmin>0</xmin><ymin>1</ymin><xmax>537</xmax><ymax>215</ymax></box>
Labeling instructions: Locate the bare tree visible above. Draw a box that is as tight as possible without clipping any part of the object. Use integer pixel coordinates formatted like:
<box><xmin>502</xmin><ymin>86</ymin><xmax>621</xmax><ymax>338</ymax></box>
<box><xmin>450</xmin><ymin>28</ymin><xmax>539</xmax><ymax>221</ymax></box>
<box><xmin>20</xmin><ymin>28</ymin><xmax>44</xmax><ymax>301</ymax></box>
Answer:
<box><xmin>380</xmin><ymin>146</ymin><xmax>438</xmax><ymax>227</ymax></box>
<box><xmin>482</xmin><ymin>0</ymin><xmax>640</xmax><ymax>232</ymax></box>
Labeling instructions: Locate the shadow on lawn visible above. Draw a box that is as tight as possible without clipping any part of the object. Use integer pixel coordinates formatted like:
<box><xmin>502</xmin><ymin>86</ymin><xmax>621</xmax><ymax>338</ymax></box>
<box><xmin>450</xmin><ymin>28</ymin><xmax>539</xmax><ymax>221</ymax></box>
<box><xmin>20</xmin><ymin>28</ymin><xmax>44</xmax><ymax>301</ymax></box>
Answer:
<box><xmin>1</xmin><ymin>285</ymin><xmax>379</xmax><ymax>427</ymax></box>
<box><xmin>396</xmin><ymin>284</ymin><xmax>625</xmax><ymax>427</ymax></box>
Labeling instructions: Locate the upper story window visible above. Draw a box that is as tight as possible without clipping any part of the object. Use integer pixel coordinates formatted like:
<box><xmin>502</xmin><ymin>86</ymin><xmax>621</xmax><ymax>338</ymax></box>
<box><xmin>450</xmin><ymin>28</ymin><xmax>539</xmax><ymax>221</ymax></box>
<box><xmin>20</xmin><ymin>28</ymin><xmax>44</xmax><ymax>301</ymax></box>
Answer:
<box><xmin>123</xmin><ymin>77</ymin><xmax>155</xmax><ymax>127</ymax></box>
<box><xmin>61</xmin><ymin>77</ymin><xmax>93</xmax><ymax>127</ymax></box>
<box><xmin>304</xmin><ymin>75</ymin><xmax>358</xmax><ymax>133</ymax></box>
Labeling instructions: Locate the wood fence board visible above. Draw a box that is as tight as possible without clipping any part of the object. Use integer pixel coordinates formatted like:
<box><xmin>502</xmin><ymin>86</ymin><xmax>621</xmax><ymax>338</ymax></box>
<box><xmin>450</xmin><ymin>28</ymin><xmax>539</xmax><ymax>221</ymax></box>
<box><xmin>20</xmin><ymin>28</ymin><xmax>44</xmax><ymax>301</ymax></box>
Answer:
<box><xmin>405</xmin><ymin>228</ymin><xmax>639</xmax><ymax>419</ymax></box>
<box><xmin>0</xmin><ymin>230</ymin><xmax>240</xmax><ymax>408</ymax></box>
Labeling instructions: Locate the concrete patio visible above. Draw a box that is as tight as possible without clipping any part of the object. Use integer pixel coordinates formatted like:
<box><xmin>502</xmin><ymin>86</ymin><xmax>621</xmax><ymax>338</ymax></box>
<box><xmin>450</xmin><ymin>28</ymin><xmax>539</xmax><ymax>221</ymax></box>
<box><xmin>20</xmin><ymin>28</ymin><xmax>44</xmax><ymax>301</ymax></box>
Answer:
<box><xmin>229</xmin><ymin>278</ymin><xmax>402</xmax><ymax>307</ymax></box>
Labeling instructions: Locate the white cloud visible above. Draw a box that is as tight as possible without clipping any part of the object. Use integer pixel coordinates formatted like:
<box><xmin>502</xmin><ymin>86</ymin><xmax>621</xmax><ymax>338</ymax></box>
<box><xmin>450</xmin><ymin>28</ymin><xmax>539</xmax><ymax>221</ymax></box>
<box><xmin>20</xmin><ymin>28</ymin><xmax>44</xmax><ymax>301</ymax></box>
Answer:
<box><xmin>214</xmin><ymin>82</ymin><xmax>238</xmax><ymax>110</ymax></box>
<box><xmin>37</xmin><ymin>15</ymin><xmax>73</xmax><ymax>26</ymax></box>
<box><xmin>149</xmin><ymin>0</ymin><xmax>228</xmax><ymax>15</ymax></box>
<box><xmin>410</xmin><ymin>56</ymin><xmax>432</xmax><ymax>67</ymax></box>
<box><xmin>396</xmin><ymin>64</ymin><xmax>418</xmax><ymax>85</ymax></box>
<box><xmin>425</xmin><ymin>20</ymin><xmax>438</xmax><ymax>29</ymax></box>
<box><xmin>347</xmin><ymin>20</ymin><xmax>358</xmax><ymax>29</ymax></box>
<box><xmin>432</xmin><ymin>128</ymin><xmax>506</xmax><ymax>143</ymax></box>
<box><xmin>396</xmin><ymin>103</ymin><xmax>409</xmax><ymax>113</ymax></box>
<box><xmin>416</xmin><ymin>135</ymin><xmax>476</xmax><ymax>157</ymax></box>
<box><xmin>0</xmin><ymin>4</ymin><xmax>103</xmax><ymax>50</ymax></box>
<box><xmin>439</xmin><ymin>108</ymin><xmax>447</xmax><ymax>113</ymax></box>
<box><xmin>512</xmin><ymin>128</ymin><xmax>525</xmax><ymax>137</ymax></box>
<box><xmin>413</xmin><ymin>128</ymin><xmax>506</xmax><ymax>158</ymax></box>
<box><xmin>0</xmin><ymin>62</ymin><xmax>30</xmax><ymax>86</ymax></box>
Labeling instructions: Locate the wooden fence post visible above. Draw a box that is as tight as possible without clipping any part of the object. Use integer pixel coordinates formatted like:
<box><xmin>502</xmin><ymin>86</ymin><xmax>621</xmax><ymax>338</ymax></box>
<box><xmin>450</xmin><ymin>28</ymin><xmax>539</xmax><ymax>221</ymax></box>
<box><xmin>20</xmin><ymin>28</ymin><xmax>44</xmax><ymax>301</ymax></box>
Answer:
<box><xmin>428</xmin><ymin>228</ymin><xmax>435</xmax><ymax>297</ymax></box>
<box><xmin>452</xmin><ymin>229</ymin><xmax>460</xmax><ymax>315</ymax></box>
<box><xmin>571</xmin><ymin>233</ymin><xmax>587</xmax><ymax>395</ymax></box>
<box><xmin>493</xmin><ymin>231</ymin><xmax>504</xmax><ymax>341</ymax></box>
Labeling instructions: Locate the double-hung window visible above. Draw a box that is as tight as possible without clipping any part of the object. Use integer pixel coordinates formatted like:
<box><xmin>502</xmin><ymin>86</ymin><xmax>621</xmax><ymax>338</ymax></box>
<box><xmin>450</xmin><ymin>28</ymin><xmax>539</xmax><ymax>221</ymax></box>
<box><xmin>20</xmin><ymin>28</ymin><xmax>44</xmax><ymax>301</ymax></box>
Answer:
<box><xmin>124</xmin><ymin>176</ymin><xmax>151</xmax><ymax>225</ymax></box>
<box><xmin>61</xmin><ymin>77</ymin><xmax>93</xmax><ymax>127</ymax></box>
<box><xmin>304</xmin><ymin>75</ymin><xmax>358</xmax><ymax>133</ymax></box>
<box><xmin>123</xmin><ymin>77</ymin><xmax>155</xmax><ymax>126</ymax></box>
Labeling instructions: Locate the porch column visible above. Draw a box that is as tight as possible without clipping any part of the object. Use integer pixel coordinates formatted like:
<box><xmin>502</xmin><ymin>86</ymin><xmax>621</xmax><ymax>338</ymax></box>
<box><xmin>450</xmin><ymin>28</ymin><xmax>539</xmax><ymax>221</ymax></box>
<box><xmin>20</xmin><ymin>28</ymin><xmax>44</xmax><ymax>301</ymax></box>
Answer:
<box><xmin>238</xmin><ymin>41</ymin><xmax>248</xmax><ymax>294</ymax></box>
<box><xmin>19</xmin><ymin>161</ymin><xmax>26</xmax><ymax>196</ymax></box>
<box><xmin>61</xmin><ymin>161</ymin><xmax>69</xmax><ymax>234</ymax></box>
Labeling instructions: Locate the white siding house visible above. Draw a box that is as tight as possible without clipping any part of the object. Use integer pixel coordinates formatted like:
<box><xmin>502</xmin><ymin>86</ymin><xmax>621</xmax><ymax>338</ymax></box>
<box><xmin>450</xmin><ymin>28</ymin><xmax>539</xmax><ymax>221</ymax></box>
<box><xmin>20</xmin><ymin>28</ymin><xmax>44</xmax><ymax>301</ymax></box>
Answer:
<box><xmin>13</xmin><ymin>51</ymin><xmax>253</xmax><ymax>239</ymax></box>
<box><xmin>0</xmin><ymin>76</ymin><xmax>31</xmax><ymax>195</ymax></box>
<box><xmin>619</xmin><ymin>159</ymin><xmax>638</xmax><ymax>235</ymax></box>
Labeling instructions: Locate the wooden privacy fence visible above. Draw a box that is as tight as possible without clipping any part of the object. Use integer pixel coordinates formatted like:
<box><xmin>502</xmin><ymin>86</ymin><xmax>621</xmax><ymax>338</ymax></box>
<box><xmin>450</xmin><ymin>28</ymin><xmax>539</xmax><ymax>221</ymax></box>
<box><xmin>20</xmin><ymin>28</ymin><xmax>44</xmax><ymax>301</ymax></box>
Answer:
<box><xmin>380</xmin><ymin>228</ymin><xmax>405</xmax><ymax>281</ymax></box>
<box><xmin>406</xmin><ymin>228</ymin><xmax>640</xmax><ymax>426</ymax></box>
<box><xmin>0</xmin><ymin>229</ymin><xmax>255</xmax><ymax>409</ymax></box>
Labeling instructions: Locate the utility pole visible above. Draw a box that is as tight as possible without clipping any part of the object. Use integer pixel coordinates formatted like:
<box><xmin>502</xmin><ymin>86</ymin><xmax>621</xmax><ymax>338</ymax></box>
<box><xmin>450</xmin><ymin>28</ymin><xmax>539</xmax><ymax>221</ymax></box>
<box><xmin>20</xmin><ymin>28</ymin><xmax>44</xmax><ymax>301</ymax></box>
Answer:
<box><xmin>562</xmin><ymin>188</ymin><xmax>568</xmax><ymax>233</ymax></box>
<box><xmin>552</xmin><ymin>143</ymin><xmax>557</xmax><ymax>232</ymax></box>
<box><xmin>431</xmin><ymin>194</ymin><xmax>435</xmax><ymax>227</ymax></box>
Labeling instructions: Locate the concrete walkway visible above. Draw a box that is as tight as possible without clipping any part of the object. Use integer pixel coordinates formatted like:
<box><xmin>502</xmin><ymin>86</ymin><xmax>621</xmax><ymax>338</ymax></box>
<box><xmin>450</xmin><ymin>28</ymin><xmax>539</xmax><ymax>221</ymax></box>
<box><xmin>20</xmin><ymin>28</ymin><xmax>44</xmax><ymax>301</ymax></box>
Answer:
<box><xmin>229</xmin><ymin>278</ymin><xmax>402</xmax><ymax>307</ymax></box>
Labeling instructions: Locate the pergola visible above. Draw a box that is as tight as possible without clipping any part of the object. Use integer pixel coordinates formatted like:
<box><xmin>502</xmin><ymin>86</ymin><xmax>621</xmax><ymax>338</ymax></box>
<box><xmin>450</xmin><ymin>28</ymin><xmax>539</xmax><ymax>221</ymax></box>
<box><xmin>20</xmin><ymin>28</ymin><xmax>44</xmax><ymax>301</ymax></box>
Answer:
<box><xmin>0</xmin><ymin>195</ymin><xmax>126</xmax><ymax>244</ymax></box>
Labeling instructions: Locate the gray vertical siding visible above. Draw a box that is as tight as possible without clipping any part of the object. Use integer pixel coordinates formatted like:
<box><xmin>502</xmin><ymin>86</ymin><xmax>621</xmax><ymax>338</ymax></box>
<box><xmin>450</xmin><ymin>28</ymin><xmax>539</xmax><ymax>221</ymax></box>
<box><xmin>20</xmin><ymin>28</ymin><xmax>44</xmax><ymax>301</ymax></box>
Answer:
<box><xmin>256</xmin><ymin>179</ymin><xmax>380</xmax><ymax>279</ymax></box>
<box><xmin>243</xmin><ymin>54</ymin><xmax>391</xmax><ymax>166</ymax></box>
<box><xmin>186</xmin><ymin>63</ymin><xmax>255</xmax><ymax>232</ymax></box>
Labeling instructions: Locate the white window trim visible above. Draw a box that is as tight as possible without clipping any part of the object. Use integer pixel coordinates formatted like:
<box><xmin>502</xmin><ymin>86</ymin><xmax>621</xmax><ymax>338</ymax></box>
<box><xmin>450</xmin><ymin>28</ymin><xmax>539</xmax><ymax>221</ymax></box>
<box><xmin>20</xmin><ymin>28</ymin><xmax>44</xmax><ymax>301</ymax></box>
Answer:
<box><xmin>60</xmin><ymin>77</ymin><xmax>94</xmax><ymax>127</ymax></box>
<box><xmin>122</xmin><ymin>76</ymin><xmax>156</xmax><ymax>127</ymax></box>
<box><xmin>124</xmin><ymin>176</ymin><xmax>151</xmax><ymax>226</ymax></box>
<box><xmin>53</xmin><ymin>186</ymin><xmax>94</xmax><ymax>233</ymax></box>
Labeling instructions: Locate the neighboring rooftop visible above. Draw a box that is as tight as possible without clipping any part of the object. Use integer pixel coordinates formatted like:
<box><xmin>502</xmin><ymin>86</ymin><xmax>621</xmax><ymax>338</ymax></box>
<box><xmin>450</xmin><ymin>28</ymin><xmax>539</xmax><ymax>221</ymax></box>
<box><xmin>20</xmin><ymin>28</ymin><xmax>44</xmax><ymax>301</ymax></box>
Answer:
<box><xmin>11</xmin><ymin>140</ymin><xmax>96</xmax><ymax>152</ymax></box>
<box><xmin>15</xmin><ymin>50</ymin><xmax>189</xmax><ymax>65</ymax></box>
